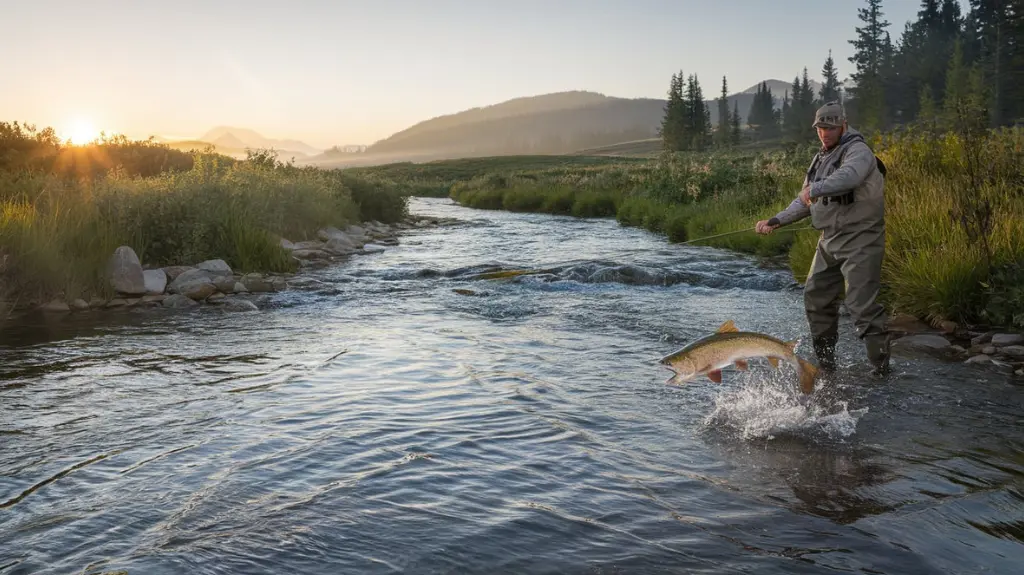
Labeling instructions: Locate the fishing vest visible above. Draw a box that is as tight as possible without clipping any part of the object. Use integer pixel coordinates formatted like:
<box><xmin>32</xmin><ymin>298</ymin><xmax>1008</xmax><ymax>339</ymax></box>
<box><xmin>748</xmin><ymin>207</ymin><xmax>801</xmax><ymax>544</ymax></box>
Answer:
<box><xmin>807</xmin><ymin>132</ymin><xmax>887</xmax><ymax>237</ymax></box>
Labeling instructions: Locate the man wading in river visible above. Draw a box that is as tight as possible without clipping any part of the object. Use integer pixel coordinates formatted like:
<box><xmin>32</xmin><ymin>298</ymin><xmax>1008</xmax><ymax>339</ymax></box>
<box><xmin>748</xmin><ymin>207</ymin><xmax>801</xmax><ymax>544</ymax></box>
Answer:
<box><xmin>755</xmin><ymin>101</ymin><xmax>891</xmax><ymax>378</ymax></box>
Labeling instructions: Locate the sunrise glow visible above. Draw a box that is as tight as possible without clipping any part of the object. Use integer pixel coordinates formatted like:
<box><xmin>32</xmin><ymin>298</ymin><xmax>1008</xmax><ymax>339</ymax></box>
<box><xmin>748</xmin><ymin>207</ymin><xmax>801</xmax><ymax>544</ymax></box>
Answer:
<box><xmin>64</xmin><ymin>118</ymin><xmax>101</xmax><ymax>145</ymax></box>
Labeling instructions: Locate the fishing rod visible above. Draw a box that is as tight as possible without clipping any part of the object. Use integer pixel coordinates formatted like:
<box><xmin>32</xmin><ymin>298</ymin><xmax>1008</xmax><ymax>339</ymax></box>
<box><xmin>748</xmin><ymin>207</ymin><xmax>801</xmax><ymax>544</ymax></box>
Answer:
<box><xmin>679</xmin><ymin>225</ymin><xmax>817</xmax><ymax>245</ymax></box>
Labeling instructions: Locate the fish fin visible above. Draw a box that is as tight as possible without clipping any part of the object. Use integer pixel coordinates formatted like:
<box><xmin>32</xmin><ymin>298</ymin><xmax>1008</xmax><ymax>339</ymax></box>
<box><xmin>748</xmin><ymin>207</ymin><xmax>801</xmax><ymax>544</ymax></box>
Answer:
<box><xmin>707</xmin><ymin>369</ymin><xmax>723</xmax><ymax>383</ymax></box>
<box><xmin>665</xmin><ymin>372</ymin><xmax>689</xmax><ymax>385</ymax></box>
<box><xmin>785</xmin><ymin>339</ymin><xmax>799</xmax><ymax>352</ymax></box>
<box><xmin>797</xmin><ymin>358</ymin><xmax>818</xmax><ymax>394</ymax></box>
<box><xmin>717</xmin><ymin>320</ymin><xmax>739</xmax><ymax>333</ymax></box>
<box><xmin>767</xmin><ymin>357</ymin><xmax>780</xmax><ymax>369</ymax></box>
<box><xmin>734</xmin><ymin>359</ymin><xmax>749</xmax><ymax>371</ymax></box>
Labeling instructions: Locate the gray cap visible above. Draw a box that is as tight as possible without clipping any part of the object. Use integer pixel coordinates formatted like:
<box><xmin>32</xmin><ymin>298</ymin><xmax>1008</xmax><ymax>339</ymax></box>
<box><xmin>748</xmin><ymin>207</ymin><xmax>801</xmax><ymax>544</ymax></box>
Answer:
<box><xmin>813</xmin><ymin>101</ymin><xmax>846</xmax><ymax>128</ymax></box>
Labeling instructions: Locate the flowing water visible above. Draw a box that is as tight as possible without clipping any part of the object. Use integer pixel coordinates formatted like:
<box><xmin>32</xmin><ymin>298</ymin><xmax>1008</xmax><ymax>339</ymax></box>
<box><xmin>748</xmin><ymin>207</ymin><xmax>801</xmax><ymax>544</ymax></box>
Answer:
<box><xmin>1</xmin><ymin>197</ymin><xmax>1022</xmax><ymax>574</ymax></box>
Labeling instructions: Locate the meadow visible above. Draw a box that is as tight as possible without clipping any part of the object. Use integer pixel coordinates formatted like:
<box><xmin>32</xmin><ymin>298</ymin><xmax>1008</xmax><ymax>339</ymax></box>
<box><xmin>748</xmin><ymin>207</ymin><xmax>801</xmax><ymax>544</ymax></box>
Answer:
<box><xmin>356</xmin><ymin>128</ymin><xmax>1024</xmax><ymax>330</ymax></box>
<box><xmin>0</xmin><ymin>122</ymin><xmax>407</xmax><ymax>309</ymax></box>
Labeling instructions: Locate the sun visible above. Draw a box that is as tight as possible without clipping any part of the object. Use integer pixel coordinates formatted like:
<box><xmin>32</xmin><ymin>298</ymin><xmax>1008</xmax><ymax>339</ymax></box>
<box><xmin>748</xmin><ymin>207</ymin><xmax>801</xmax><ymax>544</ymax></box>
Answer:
<box><xmin>65</xmin><ymin>118</ymin><xmax>101</xmax><ymax>145</ymax></box>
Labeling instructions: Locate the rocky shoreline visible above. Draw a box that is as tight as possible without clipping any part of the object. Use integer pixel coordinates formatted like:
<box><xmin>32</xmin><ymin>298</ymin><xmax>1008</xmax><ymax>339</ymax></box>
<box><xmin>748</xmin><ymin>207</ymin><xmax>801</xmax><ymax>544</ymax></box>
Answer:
<box><xmin>6</xmin><ymin>214</ymin><xmax>456</xmax><ymax>319</ymax></box>
<box><xmin>887</xmin><ymin>314</ymin><xmax>1024</xmax><ymax>378</ymax></box>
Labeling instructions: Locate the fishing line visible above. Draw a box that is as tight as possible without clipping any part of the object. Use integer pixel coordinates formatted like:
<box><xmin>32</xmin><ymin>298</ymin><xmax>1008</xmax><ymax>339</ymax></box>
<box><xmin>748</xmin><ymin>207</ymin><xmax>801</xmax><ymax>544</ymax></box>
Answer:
<box><xmin>680</xmin><ymin>226</ymin><xmax>817</xmax><ymax>245</ymax></box>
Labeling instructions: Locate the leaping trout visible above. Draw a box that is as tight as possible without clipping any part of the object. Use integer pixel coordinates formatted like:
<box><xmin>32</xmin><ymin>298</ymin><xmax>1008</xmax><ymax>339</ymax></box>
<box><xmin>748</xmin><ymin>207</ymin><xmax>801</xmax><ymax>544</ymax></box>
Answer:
<box><xmin>659</xmin><ymin>320</ymin><xmax>819</xmax><ymax>394</ymax></box>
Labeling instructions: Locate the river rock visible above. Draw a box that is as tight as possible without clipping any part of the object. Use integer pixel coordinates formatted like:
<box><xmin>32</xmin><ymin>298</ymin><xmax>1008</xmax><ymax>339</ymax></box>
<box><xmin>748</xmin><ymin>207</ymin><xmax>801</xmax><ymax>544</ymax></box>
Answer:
<box><xmin>196</xmin><ymin>259</ymin><xmax>232</xmax><ymax>277</ymax></box>
<box><xmin>361</xmin><ymin>243</ymin><xmax>386</xmax><ymax>254</ymax></box>
<box><xmin>213</xmin><ymin>276</ymin><xmax>236</xmax><ymax>293</ymax></box>
<box><xmin>292</xmin><ymin>249</ymin><xmax>330</xmax><ymax>260</ymax></box>
<box><xmin>168</xmin><ymin>268</ymin><xmax>213</xmax><ymax>293</ymax></box>
<box><xmin>965</xmin><ymin>354</ymin><xmax>993</xmax><ymax>365</ymax></box>
<box><xmin>142</xmin><ymin>294</ymin><xmax>165</xmax><ymax>304</ymax></box>
<box><xmin>293</xmin><ymin>240</ymin><xmax>326</xmax><ymax>250</ymax></box>
<box><xmin>971</xmin><ymin>331</ymin><xmax>995</xmax><ymax>346</ymax></box>
<box><xmin>41</xmin><ymin>299</ymin><xmax>70</xmax><ymax>313</ymax></box>
<box><xmin>324</xmin><ymin>236</ymin><xmax>357</xmax><ymax>255</ymax></box>
<box><xmin>106</xmin><ymin>298</ymin><xmax>127</xmax><ymax>308</ymax></box>
<box><xmin>999</xmin><ymin>345</ymin><xmax>1024</xmax><ymax>358</ymax></box>
<box><xmin>982</xmin><ymin>345</ymin><xmax>997</xmax><ymax>355</ymax></box>
<box><xmin>991</xmin><ymin>333</ymin><xmax>1024</xmax><ymax>347</ymax></box>
<box><xmin>233</xmin><ymin>282</ymin><xmax>248</xmax><ymax>293</ymax></box>
<box><xmin>272</xmin><ymin>277</ymin><xmax>288</xmax><ymax>291</ymax></box>
<box><xmin>892</xmin><ymin>334</ymin><xmax>953</xmax><ymax>354</ymax></box>
<box><xmin>89</xmin><ymin>296</ymin><xmax>106</xmax><ymax>308</ymax></box>
<box><xmin>70</xmin><ymin>298</ymin><xmax>89</xmax><ymax>311</ymax></box>
<box><xmin>207</xmin><ymin>292</ymin><xmax>226</xmax><ymax>303</ymax></box>
<box><xmin>162</xmin><ymin>294</ymin><xmax>198</xmax><ymax>308</ymax></box>
<box><xmin>280</xmin><ymin>238</ymin><xmax>297</xmax><ymax>251</ymax></box>
<box><xmin>241</xmin><ymin>273</ymin><xmax>274</xmax><ymax>293</ymax></box>
<box><xmin>887</xmin><ymin>313</ymin><xmax>932</xmax><ymax>335</ymax></box>
<box><xmin>161</xmin><ymin>266</ymin><xmax>194</xmax><ymax>281</ymax></box>
<box><xmin>108</xmin><ymin>246</ymin><xmax>147</xmax><ymax>296</ymax></box>
<box><xmin>179</xmin><ymin>281</ymin><xmax>216</xmax><ymax>301</ymax></box>
<box><xmin>143</xmin><ymin>269</ymin><xmax>167</xmax><ymax>295</ymax></box>
<box><xmin>222</xmin><ymin>299</ymin><xmax>258</xmax><ymax>312</ymax></box>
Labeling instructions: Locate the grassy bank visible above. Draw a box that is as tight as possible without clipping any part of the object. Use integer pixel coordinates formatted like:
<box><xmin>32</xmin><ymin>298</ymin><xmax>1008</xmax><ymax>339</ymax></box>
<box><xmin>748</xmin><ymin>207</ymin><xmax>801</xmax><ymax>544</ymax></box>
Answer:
<box><xmin>431</xmin><ymin>129</ymin><xmax>1023</xmax><ymax>329</ymax></box>
<box><xmin>0</xmin><ymin>122</ymin><xmax>408</xmax><ymax>308</ymax></box>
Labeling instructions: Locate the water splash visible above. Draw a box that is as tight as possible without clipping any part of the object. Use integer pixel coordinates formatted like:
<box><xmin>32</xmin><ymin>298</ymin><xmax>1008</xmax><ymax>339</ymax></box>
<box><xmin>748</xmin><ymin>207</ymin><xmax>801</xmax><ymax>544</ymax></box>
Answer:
<box><xmin>702</xmin><ymin>368</ymin><xmax>867</xmax><ymax>442</ymax></box>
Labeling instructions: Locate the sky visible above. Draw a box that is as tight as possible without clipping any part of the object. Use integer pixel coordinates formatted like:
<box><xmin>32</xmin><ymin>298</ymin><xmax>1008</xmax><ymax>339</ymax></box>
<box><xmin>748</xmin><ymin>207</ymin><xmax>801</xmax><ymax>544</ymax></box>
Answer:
<box><xmin>1</xmin><ymin>0</ymin><xmax>963</xmax><ymax>149</ymax></box>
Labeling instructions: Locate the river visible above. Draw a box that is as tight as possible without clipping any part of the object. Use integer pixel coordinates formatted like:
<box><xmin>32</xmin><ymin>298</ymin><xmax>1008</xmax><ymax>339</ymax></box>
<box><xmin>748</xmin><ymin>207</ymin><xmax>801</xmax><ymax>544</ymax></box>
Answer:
<box><xmin>2</xmin><ymin>197</ymin><xmax>1022</xmax><ymax>574</ymax></box>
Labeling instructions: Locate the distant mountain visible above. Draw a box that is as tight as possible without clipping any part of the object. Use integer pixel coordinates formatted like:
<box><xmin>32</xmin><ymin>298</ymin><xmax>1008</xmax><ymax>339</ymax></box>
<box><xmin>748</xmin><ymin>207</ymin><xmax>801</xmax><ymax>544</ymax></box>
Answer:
<box><xmin>359</xmin><ymin>80</ymin><xmax>828</xmax><ymax>161</ymax></box>
<box><xmin>198</xmin><ymin>126</ymin><xmax>322</xmax><ymax>157</ymax></box>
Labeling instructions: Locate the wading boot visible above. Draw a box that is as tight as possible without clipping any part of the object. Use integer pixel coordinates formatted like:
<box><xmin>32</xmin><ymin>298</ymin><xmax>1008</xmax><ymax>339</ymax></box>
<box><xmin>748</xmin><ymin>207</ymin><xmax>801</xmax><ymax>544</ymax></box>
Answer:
<box><xmin>865</xmin><ymin>333</ymin><xmax>892</xmax><ymax>379</ymax></box>
<box><xmin>812</xmin><ymin>335</ymin><xmax>838</xmax><ymax>373</ymax></box>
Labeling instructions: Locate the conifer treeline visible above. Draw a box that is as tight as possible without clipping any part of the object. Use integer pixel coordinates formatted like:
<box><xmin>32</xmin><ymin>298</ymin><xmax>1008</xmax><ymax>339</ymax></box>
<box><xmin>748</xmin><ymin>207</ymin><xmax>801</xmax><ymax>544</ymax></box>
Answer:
<box><xmin>659</xmin><ymin>0</ymin><xmax>1023</xmax><ymax>151</ymax></box>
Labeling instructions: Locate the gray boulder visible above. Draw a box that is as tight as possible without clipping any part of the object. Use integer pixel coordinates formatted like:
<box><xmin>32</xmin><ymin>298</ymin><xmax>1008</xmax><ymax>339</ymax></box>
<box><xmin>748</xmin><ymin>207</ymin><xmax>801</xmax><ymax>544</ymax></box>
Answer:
<box><xmin>144</xmin><ymin>269</ymin><xmax>167</xmax><ymax>295</ymax></box>
<box><xmin>108</xmin><ymin>246</ymin><xmax>146</xmax><ymax>296</ymax></box>
<box><xmin>196</xmin><ymin>259</ymin><xmax>232</xmax><ymax>277</ymax></box>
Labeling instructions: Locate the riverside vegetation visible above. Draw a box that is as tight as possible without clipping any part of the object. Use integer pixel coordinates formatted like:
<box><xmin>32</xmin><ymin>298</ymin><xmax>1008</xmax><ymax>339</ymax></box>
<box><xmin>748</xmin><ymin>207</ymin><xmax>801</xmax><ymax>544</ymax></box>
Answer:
<box><xmin>0</xmin><ymin>121</ymin><xmax>410</xmax><ymax>318</ymax></box>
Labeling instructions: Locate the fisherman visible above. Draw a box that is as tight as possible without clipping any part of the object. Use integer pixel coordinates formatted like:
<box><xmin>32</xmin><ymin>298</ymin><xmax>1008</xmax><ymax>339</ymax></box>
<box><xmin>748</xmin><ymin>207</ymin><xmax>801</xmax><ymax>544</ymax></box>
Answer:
<box><xmin>754</xmin><ymin>101</ymin><xmax>891</xmax><ymax>378</ymax></box>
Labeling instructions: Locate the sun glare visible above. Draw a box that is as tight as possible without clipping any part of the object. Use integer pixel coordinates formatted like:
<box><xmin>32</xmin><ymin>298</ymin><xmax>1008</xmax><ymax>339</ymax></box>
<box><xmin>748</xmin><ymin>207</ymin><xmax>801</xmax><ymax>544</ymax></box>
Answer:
<box><xmin>65</xmin><ymin>118</ymin><xmax>101</xmax><ymax>145</ymax></box>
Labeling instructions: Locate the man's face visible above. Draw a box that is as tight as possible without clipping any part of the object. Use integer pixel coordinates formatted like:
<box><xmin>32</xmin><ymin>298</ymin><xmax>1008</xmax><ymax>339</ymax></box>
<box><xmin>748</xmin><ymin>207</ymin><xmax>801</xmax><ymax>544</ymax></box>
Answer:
<box><xmin>817</xmin><ymin>124</ymin><xmax>844</xmax><ymax>149</ymax></box>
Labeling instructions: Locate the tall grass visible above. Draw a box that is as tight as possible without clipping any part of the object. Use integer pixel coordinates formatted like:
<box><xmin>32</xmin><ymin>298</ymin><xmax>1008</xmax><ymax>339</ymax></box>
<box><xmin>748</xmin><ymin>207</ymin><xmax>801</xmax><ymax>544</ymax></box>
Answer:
<box><xmin>0</xmin><ymin>129</ymin><xmax>408</xmax><ymax>306</ymax></box>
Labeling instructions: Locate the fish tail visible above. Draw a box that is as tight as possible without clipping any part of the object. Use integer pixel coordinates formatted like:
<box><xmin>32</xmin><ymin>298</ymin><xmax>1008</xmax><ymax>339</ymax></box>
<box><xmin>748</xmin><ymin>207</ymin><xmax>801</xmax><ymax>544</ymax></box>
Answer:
<box><xmin>797</xmin><ymin>357</ymin><xmax>818</xmax><ymax>394</ymax></box>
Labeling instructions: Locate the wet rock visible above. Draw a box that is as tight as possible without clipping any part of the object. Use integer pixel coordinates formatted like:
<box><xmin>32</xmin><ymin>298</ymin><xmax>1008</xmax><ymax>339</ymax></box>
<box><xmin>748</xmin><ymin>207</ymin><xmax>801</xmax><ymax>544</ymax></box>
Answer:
<box><xmin>991</xmin><ymin>333</ymin><xmax>1024</xmax><ymax>347</ymax></box>
<box><xmin>142</xmin><ymin>294</ymin><xmax>166</xmax><ymax>304</ymax></box>
<box><xmin>106</xmin><ymin>298</ymin><xmax>128</xmax><ymax>308</ymax></box>
<box><xmin>222</xmin><ymin>299</ymin><xmax>258</xmax><ymax>312</ymax></box>
<box><xmin>1016</xmin><ymin>368</ymin><xmax>1024</xmax><ymax>377</ymax></box>
<box><xmin>168</xmin><ymin>268</ymin><xmax>213</xmax><ymax>293</ymax></box>
<box><xmin>950</xmin><ymin>345</ymin><xmax>967</xmax><ymax>355</ymax></box>
<box><xmin>233</xmin><ymin>282</ymin><xmax>248</xmax><ymax>293</ymax></box>
<box><xmin>241</xmin><ymin>273</ymin><xmax>275</xmax><ymax>293</ymax></box>
<box><xmin>144</xmin><ymin>269</ymin><xmax>167</xmax><ymax>295</ymax></box>
<box><xmin>213</xmin><ymin>276</ymin><xmax>236</xmax><ymax>293</ymax></box>
<box><xmin>206</xmin><ymin>292</ymin><xmax>226</xmax><ymax>303</ymax></box>
<box><xmin>271</xmin><ymin>277</ymin><xmax>288</xmax><ymax>291</ymax></box>
<box><xmin>162</xmin><ymin>294</ymin><xmax>198</xmax><ymax>308</ymax></box>
<box><xmin>196</xmin><ymin>259</ymin><xmax>232</xmax><ymax>277</ymax></box>
<box><xmin>292</xmin><ymin>249</ymin><xmax>330</xmax><ymax>260</ymax></box>
<box><xmin>999</xmin><ymin>345</ymin><xmax>1024</xmax><ymax>358</ymax></box>
<box><xmin>892</xmin><ymin>334</ymin><xmax>953</xmax><ymax>354</ymax></box>
<box><xmin>971</xmin><ymin>331</ymin><xmax>995</xmax><ymax>346</ymax></box>
<box><xmin>361</xmin><ymin>243</ymin><xmax>386</xmax><ymax>254</ymax></box>
<box><xmin>108</xmin><ymin>246</ymin><xmax>147</xmax><ymax>296</ymax></box>
<box><xmin>293</xmin><ymin>240</ymin><xmax>326</xmax><ymax>250</ymax></box>
<box><xmin>89</xmin><ymin>296</ymin><xmax>106</xmax><ymax>308</ymax></box>
<box><xmin>180</xmin><ymin>281</ymin><xmax>216</xmax><ymax>301</ymax></box>
<box><xmin>124</xmin><ymin>298</ymin><xmax>142</xmax><ymax>307</ymax></box>
<box><xmin>982</xmin><ymin>345</ymin><xmax>998</xmax><ymax>356</ymax></box>
<box><xmin>70</xmin><ymin>298</ymin><xmax>89</xmax><ymax>311</ymax></box>
<box><xmin>324</xmin><ymin>237</ymin><xmax>357</xmax><ymax>255</ymax></box>
<box><xmin>887</xmin><ymin>313</ymin><xmax>932</xmax><ymax>335</ymax></box>
<box><xmin>965</xmin><ymin>354</ymin><xmax>992</xmax><ymax>365</ymax></box>
<box><xmin>41</xmin><ymin>299</ymin><xmax>70</xmax><ymax>313</ymax></box>
<box><xmin>161</xmin><ymin>266</ymin><xmax>194</xmax><ymax>281</ymax></box>
<box><xmin>937</xmin><ymin>320</ymin><xmax>958</xmax><ymax>334</ymax></box>
<box><xmin>280</xmin><ymin>238</ymin><xmax>297</xmax><ymax>251</ymax></box>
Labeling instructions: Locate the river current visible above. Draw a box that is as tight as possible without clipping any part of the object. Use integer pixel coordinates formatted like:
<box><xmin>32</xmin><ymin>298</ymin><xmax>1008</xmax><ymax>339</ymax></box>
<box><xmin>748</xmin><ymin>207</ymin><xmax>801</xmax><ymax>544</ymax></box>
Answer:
<box><xmin>2</xmin><ymin>197</ymin><xmax>1022</xmax><ymax>574</ymax></box>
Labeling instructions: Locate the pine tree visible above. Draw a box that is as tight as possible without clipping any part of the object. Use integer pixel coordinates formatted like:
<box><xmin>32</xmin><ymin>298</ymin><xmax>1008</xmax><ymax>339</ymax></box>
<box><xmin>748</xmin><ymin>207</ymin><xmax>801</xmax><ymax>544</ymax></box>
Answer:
<box><xmin>848</xmin><ymin>0</ymin><xmax>891</xmax><ymax>130</ymax></box>
<box><xmin>731</xmin><ymin>100</ymin><xmax>741</xmax><ymax>146</ymax></box>
<box><xmin>659</xmin><ymin>71</ymin><xmax>686</xmax><ymax>151</ymax></box>
<box><xmin>716</xmin><ymin>76</ymin><xmax>731</xmax><ymax>148</ymax></box>
<box><xmin>684</xmin><ymin>74</ymin><xmax>711</xmax><ymax>151</ymax></box>
<box><xmin>820</xmin><ymin>49</ymin><xmax>843</xmax><ymax>104</ymax></box>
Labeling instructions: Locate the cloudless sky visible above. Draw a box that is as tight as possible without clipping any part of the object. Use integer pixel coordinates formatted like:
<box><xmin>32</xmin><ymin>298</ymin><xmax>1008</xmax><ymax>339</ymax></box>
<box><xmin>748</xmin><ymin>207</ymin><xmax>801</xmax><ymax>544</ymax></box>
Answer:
<box><xmin>1</xmin><ymin>1</ymin><xmax>964</xmax><ymax>149</ymax></box>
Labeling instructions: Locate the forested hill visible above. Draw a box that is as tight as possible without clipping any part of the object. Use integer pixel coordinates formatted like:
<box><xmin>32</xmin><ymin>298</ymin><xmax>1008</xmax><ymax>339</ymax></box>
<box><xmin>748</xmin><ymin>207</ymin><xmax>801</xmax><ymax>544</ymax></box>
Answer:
<box><xmin>360</xmin><ymin>82</ymin><xmax>819</xmax><ymax>158</ymax></box>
